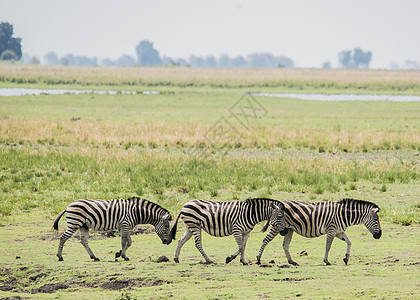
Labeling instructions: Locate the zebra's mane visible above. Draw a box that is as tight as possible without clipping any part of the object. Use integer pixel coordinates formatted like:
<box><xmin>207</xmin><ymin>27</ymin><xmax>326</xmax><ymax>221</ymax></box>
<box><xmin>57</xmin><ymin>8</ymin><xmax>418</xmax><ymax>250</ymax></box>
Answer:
<box><xmin>127</xmin><ymin>197</ymin><xmax>171</xmax><ymax>216</ymax></box>
<box><xmin>245</xmin><ymin>198</ymin><xmax>281</xmax><ymax>205</ymax></box>
<box><xmin>338</xmin><ymin>198</ymin><xmax>379</xmax><ymax>208</ymax></box>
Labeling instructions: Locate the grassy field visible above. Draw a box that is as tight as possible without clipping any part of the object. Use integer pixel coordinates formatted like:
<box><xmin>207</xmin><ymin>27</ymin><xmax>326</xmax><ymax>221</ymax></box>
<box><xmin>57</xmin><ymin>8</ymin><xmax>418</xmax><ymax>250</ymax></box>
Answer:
<box><xmin>0</xmin><ymin>65</ymin><xmax>419</xmax><ymax>299</ymax></box>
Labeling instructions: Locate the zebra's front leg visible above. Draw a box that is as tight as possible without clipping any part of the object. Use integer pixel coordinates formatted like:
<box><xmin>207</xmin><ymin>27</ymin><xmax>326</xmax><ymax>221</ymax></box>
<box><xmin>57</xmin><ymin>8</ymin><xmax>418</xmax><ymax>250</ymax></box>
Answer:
<box><xmin>336</xmin><ymin>232</ymin><xmax>352</xmax><ymax>265</ymax></box>
<box><xmin>226</xmin><ymin>231</ymin><xmax>243</xmax><ymax>264</ymax></box>
<box><xmin>192</xmin><ymin>228</ymin><xmax>213</xmax><ymax>264</ymax></box>
<box><xmin>239</xmin><ymin>232</ymin><xmax>250</xmax><ymax>265</ymax></box>
<box><xmin>323</xmin><ymin>230</ymin><xmax>336</xmax><ymax>265</ymax></box>
<box><xmin>256</xmin><ymin>227</ymin><xmax>279</xmax><ymax>265</ymax></box>
<box><xmin>116</xmin><ymin>228</ymin><xmax>131</xmax><ymax>261</ymax></box>
<box><xmin>174</xmin><ymin>225</ymin><xmax>193</xmax><ymax>263</ymax></box>
<box><xmin>282</xmin><ymin>229</ymin><xmax>298</xmax><ymax>266</ymax></box>
<box><xmin>80</xmin><ymin>227</ymin><xmax>99</xmax><ymax>261</ymax></box>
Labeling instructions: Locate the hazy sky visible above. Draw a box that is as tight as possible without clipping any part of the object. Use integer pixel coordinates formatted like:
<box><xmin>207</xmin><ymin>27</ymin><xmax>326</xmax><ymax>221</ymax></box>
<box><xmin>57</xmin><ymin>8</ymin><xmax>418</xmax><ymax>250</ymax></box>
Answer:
<box><xmin>1</xmin><ymin>0</ymin><xmax>419</xmax><ymax>68</ymax></box>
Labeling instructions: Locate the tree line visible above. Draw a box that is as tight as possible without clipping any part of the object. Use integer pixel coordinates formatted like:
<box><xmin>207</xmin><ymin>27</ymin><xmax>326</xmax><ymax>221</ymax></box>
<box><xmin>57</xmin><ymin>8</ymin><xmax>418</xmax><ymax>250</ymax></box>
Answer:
<box><xmin>2</xmin><ymin>21</ymin><xmax>418</xmax><ymax>69</ymax></box>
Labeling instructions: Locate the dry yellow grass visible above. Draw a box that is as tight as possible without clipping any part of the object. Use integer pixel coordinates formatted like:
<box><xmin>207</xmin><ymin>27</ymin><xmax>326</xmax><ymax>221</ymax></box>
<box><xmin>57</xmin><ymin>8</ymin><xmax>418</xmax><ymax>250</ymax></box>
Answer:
<box><xmin>1</xmin><ymin>119</ymin><xmax>418</xmax><ymax>152</ymax></box>
<box><xmin>1</xmin><ymin>64</ymin><xmax>420</xmax><ymax>90</ymax></box>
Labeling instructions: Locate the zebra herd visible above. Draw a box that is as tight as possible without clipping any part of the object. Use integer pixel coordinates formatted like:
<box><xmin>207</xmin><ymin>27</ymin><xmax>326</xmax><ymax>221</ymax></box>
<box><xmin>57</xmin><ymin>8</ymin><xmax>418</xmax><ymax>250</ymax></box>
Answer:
<box><xmin>53</xmin><ymin>196</ymin><xmax>382</xmax><ymax>266</ymax></box>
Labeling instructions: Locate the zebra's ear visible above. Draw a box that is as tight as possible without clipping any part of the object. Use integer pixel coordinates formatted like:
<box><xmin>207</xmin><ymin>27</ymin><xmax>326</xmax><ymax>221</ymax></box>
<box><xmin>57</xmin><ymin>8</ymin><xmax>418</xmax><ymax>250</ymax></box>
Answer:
<box><xmin>278</xmin><ymin>202</ymin><xmax>285</xmax><ymax>210</ymax></box>
<box><xmin>162</xmin><ymin>213</ymin><xmax>172</xmax><ymax>221</ymax></box>
<box><xmin>372</xmin><ymin>207</ymin><xmax>380</xmax><ymax>213</ymax></box>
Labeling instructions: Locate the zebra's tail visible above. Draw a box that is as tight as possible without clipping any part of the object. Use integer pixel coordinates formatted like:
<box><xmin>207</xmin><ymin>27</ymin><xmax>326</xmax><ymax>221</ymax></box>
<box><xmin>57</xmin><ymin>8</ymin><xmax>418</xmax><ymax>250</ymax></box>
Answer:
<box><xmin>261</xmin><ymin>219</ymin><xmax>270</xmax><ymax>232</ymax></box>
<box><xmin>170</xmin><ymin>211</ymin><xmax>182</xmax><ymax>241</ymax></box>
<box><xmin>53</xmin><ymin>209</ymin><xmax>66</xmax><ymax>231</ymax></box>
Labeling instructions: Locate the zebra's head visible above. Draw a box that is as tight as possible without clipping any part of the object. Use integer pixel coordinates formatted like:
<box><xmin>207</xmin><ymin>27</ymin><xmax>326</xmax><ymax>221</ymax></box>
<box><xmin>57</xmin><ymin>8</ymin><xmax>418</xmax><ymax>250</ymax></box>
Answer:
<box><xmin>364</xmin><ymin>207</ymin><xmax>382</xmax><ymax>239</ymax></box>
<box><xmin>155</xmin><ymin>213</ymin><xmax>172</xmax><ymax>245</ymax></box>
<box><xmin>270</xmin><ymin>202</ymin><xmax>288</xmax><ymax>236</ymax></box>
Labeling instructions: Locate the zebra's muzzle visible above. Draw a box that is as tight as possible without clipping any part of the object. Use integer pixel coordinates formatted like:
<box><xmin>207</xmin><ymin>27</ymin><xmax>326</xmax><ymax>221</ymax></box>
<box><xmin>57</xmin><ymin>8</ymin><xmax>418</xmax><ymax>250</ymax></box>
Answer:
<box><xmin>373</xmin><ymin>230</ymin><xmax>382</xmax><ymax>239</ymax></box>
<box><xmin>163</xmin><ymin>239</ymin><xmax>172</xmax><ymax>245</ymax></box>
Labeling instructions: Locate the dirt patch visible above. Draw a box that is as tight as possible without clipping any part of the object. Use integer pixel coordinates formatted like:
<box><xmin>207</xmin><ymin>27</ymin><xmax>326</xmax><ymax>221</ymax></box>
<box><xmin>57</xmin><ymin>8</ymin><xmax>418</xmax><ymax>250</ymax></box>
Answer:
<box><xmin>30</xmin><ymin>282</ymin><xmax>69</xmax><ymax>294</ymax></box>
<box><xmin>274</xmin><ymin>277</ymin><xmax>313</xmax><ymax>282</ymax></box>
<box><xmin>100</xmin><ymin>278</ymin><xmax>169</xmax><ymax>290</ymax></box>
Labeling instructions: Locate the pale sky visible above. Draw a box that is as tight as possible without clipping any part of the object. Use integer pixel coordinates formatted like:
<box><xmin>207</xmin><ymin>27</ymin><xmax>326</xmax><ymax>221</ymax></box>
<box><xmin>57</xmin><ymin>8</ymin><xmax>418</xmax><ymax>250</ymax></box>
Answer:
<box><xmin>1</xmin><ymin>0</ymin><xmax>419</xmax><ymax>68</ymax></box>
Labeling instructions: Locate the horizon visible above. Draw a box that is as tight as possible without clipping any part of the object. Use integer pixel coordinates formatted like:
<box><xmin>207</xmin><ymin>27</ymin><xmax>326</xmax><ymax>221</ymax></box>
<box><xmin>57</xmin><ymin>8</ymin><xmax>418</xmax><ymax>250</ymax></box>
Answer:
<box><xmin>1</xmin><ymin>0</ymin><xmax>419</xmax><ymax>69</ymax></box>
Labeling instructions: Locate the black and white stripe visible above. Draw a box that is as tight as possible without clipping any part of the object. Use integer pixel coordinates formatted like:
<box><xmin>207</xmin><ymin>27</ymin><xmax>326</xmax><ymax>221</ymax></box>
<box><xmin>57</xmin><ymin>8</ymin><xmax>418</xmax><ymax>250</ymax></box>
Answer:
<box><xmin>257</xmin><ymin>198</ymin><xmax>382</xmax><ymax>265</ymax></box>
<box><xmin>53</xmin><ymin>197</ymin><xmax>172</xmax><ymax>261</ymax></box>
<box><xmin>170</xmin><ymin>198</ymin><xmax>286</xmax><ymax>265</ymax></box>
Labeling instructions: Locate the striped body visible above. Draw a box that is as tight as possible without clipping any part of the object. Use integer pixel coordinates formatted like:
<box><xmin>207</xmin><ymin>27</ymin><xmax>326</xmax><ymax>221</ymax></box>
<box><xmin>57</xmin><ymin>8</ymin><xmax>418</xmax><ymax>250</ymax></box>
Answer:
<box><xmin>257</xmin><ymin>198</ymin><xmax>381</xmax><ymax>265</ymax></box>
<box><xmin>54</xmin><ymin>197</ymin><xmax>172</xmax><ymax>261</ymax></box>
<box><xmin>171</xmin><ymin>198</ymin><xmax>286</xmax><ymax>265</ymax></box>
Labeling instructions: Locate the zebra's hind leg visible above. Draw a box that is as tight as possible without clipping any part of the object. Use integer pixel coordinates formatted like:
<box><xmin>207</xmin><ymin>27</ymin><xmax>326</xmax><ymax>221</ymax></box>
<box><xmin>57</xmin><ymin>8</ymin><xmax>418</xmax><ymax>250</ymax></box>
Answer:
<box><xmin>191</xmin><ymin>228</ymin><xmax>213</xmax><ymax>264</ymax></box>
<box><xmin>337</xmin><ymin>232</ymin><xmax>352</xmax><ymax>265</ymax></box>
<box><xmin>56</xmin><ymin>227</ymin><xmax>77</xmax><ymax>261</ymax></box>
<box><xmin>80</xmin><ymin>227</ymin><xmax>99</xmax><ymax>261</ymax></box>
<box><xmin>282</xmin><ymin>229</ymin><xmax>299</xmax><ymax>266</ymax></box>
<box><xmin>174</xmin><ymin>225</ymin><xmax>193</xmax><ymax>263</ymax></box>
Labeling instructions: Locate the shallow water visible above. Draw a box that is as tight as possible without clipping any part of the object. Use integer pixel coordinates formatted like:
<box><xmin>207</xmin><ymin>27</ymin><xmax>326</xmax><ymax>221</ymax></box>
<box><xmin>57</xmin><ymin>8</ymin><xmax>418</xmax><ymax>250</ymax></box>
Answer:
<box><xmin>253</xmin><ymin>93</ymin><xmax>420</xmax><ymax>102</ymax></box>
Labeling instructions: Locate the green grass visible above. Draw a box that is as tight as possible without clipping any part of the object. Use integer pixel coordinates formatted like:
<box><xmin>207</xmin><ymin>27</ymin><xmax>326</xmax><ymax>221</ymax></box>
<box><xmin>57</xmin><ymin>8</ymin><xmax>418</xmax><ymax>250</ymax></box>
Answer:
<box><xmin>0</xmin><ymin>212</ymin><xmax>419</xmax><ymax>299</ymax></box>
<box><xmin>0</xmin><ymin>66</ymin><xmax>419</xmax><ymax>299</ymax></box>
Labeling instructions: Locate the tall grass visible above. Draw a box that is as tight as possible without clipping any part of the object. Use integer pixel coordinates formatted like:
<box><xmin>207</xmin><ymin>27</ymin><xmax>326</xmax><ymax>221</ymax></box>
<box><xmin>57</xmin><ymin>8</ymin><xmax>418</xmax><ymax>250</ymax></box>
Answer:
<box><xmin>0</xmin><ymin>147</ymin><xmax>418</xmax><ymax>220</ymax></box>
<box><xmin>1</xmin><ymin>65</ymin><xmax>420</xmax><ymax>93</ymax></box>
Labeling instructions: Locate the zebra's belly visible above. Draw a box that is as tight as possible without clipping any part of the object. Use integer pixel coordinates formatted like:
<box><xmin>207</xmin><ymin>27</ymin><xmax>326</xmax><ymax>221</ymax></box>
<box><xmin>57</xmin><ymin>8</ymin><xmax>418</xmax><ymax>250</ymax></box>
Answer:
<box><xmin>202</xmin><ymin>226</ymin><xmax>232</xmax><ymax>237</ymax></box>
<box><xmin>292</xmin><ymin>226</ymin><xmax>325</xmax><ymax>238</ymax></box>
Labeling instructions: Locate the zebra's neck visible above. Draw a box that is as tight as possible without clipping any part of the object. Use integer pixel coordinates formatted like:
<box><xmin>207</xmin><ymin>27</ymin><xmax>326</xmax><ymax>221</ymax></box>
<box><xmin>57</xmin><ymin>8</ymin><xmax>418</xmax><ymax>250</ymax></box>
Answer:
<box><xmin>338</xmin><ymin>201</ymin><xmax>370</xmax><ymax>227</ymax></box>
<box><xmin>134</xmin><ymin>198</ymin><xmax>168</xmax><ymax>226</ymax></box>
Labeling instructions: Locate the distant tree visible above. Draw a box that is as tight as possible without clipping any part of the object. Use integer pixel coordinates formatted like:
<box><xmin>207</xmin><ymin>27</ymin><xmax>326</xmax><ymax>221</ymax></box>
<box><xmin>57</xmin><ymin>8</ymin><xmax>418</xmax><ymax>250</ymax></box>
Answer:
<box><xmin>135</xmin><ymin>40</ymin><xmax>162</xmax><ymax>66</ymax></box>
<box><xmin>44</xmin><ymin>51</ymin><xmax>60</xmax><ymax>66</ymax></box>
<box><xmin>0</xmin><ymin>22</ymin><xmax>22</xmax><ymax>60</ymax></box>
<box><xmin>277</xmin><ymin>56</ymin><xmax>294</xmax><ymax>68</ymax></box>
<box><xmin>247</xmin><ymin>52</ymin><xmax>277</xmax><ymax>68</ymax></box>
<box><xmin>404</xmin><ymin>59</ymin><xmax>420</xmax><ymax>70</ymax></box>
<box><xmin>0</xmin><ymin>49</ymin><xmax>18</xmax><ymax>61</ymax></box>
<box><xmin>338</xmin><ymin>47</ymin><xmax>372</xmax><ymax>68</ymax></box>
<box><xmin>117</xmin><ymin>54</ymin><xmax>136</xmax><ymax>66</ymax></box>
<box><xmin>230</xmin><ymin>56</ymin><xmax>247</xmax><ymax>67</ymax></box>
<box><xmin>322</xmin><ymin>61</ymin><xmax>332</xmax><ymax>69</ymax></box>
<box><xmin>31</xmin><ymin>56</ymin><xmax>40</xmax><ymax>64</ymax></box>
<box><xmin>60</xmin><ymin>54</ymin><xmax>97</xmax><ymax>66</ymax></box>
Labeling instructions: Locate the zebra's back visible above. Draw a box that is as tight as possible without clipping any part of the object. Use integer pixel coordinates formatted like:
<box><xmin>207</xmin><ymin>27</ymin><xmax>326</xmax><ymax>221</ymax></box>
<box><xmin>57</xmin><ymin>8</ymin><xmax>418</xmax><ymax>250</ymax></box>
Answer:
<box><xmin>65</xmin><ymin>199</ymin><xmax>138</xmax><ymax>231</ymax></box>
<box><xmin>181</xmin><ymin>199</ymin><xmax>241</xmax><ymax>237</ymax></box>
<box><xmin>283</xmin><ymin>200</ymin><xmax>338</xmax><ymax>238</ymax></box>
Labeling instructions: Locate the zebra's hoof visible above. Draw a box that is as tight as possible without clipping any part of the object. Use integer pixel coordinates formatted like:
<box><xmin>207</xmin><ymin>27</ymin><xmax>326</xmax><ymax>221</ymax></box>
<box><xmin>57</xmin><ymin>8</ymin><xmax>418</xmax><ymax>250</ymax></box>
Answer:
<box><xmin>58</xmin><ymin>257</ymin><xmax>63</xmax><ymax>262</ymax></box>
<box><xmin>226</xmin><ymin>256</ymin><xmax>233</xmax><ymax>264</ymax></box>
<box><xmin>343</xmin><ymin>258</ymin><xmax>349</xmax><ymax>265</ymax></box>
<box><xmin>124</xmin><ymin>257</ymin><xmax>130</xmax><ymax>261</ymax></box>
<box><xmin>289</xmin><ymin>261</ymin><xmax>299</xmax><ymax>266</ymax></box>
<box><xmin>115</xmin><ymin>250</ymin><xmax>122</xmax><ymax>258</ymax></box>
<box><xmin>324</xmin><ymin>261</ymin><xmax>331</xmax><ymax>266</ymax></box>
<box><xmin>93</xmin><ymin>257</ymin><xmax>100</xmax><ymax>262</ymax></box>
<box><xmin>241</xmin><ymin>261</ymin><xmax>248</xmax><ymax>266</ymax></box>
<box><xmin>174</xmin><ymin>258</ymin><xmax>179</xmax><ymax>263</ymax></box>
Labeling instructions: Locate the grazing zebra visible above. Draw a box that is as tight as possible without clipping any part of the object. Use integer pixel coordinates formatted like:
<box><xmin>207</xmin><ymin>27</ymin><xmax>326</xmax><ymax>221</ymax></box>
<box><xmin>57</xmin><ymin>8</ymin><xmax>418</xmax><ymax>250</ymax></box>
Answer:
<box><xmin>256</xmin><ymin>198</ymin><xmax>382</xmax><ymax>266</ymax></box>
<box><xmin>170</xmin><ymin>198</ymin><xmax>287</xmax><ymax>265</ymax></box>
<box><xmin>53</xmin><ymin>197</ymin><xmax>172</xmax><ymax>261</ymax></box>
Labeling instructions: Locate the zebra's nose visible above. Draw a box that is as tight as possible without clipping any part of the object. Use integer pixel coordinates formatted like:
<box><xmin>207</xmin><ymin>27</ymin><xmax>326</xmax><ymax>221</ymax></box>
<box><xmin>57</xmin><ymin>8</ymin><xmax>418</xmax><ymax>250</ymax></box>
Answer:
<box><xmin>280</xmin><ymin>228</ymin><xmax>288</xmax><ymax>236</ymax></box>
<box><xmin>373</xmin><ymin>230</ymin><xmax>382</xmax><ymax>239</ymax></box>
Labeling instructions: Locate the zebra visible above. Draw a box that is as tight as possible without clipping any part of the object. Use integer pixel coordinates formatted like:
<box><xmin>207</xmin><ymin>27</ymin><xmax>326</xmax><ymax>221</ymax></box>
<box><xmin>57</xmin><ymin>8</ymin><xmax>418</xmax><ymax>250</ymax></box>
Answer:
<box><xmin>256</xmin><ymin>198</ymin><xmax>382</xmax><ymax>266</ymax></box>
<box><xmin>53</xmin><ymin>197</ymin><xmax>172</xmax><ymax>261</ymax></box>
<box><xmin>170</xmin><ymin>198</ymin><xmax>287</xmax><ymax>265</ymax></box>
